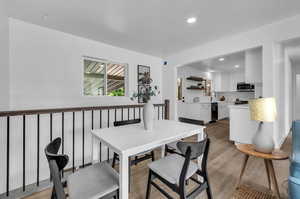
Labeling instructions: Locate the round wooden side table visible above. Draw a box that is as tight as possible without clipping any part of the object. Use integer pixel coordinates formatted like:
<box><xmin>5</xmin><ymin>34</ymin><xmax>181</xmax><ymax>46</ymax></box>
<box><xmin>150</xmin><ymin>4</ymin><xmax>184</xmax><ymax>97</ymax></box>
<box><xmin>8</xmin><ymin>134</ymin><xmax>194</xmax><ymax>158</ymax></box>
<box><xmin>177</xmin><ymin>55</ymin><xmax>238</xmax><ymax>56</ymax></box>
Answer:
<box><xmin>236</xmin><ymin>144</ymin><xmax>289</xmax><ymax>199</ymax></box>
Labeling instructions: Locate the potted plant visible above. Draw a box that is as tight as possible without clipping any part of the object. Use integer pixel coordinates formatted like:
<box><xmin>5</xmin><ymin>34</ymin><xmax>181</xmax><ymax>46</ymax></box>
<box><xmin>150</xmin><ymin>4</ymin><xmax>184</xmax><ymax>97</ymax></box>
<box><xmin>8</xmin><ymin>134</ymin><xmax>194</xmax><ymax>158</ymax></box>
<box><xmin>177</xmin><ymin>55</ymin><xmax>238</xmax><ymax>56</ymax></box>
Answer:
<box><xmin>131</xmin><ymin>72</ymin><xmax>160</xmax><ymax>130</ymax></box>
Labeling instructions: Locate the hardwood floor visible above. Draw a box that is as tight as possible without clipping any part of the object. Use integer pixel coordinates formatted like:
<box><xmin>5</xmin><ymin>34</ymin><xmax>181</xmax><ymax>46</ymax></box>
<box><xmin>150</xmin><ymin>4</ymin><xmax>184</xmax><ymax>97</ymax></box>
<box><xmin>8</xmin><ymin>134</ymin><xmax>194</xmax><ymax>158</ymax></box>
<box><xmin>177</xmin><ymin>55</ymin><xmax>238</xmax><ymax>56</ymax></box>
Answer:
<box><xmin>24</xmin><ymin>120</ymin><xmax>290</xmax><ymax>199</ymax></box>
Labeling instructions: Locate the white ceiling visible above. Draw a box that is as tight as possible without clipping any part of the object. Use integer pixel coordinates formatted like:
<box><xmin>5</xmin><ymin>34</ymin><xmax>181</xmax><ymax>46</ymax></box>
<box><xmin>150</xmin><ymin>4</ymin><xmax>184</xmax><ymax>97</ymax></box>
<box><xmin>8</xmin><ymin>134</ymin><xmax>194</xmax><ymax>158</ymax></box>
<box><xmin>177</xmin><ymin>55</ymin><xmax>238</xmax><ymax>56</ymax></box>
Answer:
<box><xmin>8</xmin><ymin>0</ymin><xmax>300</xmax><ymax>57</ymax></box>
<box><xmin>185</xmin><ymin>51</ymin><xmax>245</xmax><ymax>73</ymax></box>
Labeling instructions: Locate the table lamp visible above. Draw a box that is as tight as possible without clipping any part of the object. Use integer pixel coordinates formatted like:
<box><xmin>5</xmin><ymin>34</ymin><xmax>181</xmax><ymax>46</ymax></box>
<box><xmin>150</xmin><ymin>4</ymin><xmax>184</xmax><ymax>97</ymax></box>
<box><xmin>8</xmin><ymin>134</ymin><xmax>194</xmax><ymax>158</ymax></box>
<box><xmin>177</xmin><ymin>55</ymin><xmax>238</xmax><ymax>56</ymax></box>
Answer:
<box><xmin>249</xmin><ymin>97</ymin><xmax>277</xmax><ymax>153</ymax></box>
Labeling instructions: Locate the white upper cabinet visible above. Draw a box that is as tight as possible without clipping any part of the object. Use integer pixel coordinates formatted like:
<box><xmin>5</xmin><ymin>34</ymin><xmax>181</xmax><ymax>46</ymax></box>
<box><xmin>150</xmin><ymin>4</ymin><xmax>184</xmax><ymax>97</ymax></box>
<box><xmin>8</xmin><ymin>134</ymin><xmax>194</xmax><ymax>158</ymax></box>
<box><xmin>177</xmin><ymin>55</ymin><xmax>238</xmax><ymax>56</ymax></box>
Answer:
<box><xmin>212</xmin><ymin>71</ymin><xmax>244</xmax><ymax>92</ymax></box>
<box><xmin>245</xmin><ymin>47</ymin><xmax>262</xmax><ymax>83</ymax></box>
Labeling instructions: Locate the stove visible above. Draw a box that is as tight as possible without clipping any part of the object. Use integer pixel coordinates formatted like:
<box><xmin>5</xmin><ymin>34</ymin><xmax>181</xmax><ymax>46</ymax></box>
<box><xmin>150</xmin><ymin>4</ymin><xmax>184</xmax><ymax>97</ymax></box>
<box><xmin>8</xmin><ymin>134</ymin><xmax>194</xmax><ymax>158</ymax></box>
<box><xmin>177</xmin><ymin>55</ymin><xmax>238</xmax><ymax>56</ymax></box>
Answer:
<box><xmin>234</xmin><ymin>100</ymin><xmax>248</xmax><ymax>105</ymax></box>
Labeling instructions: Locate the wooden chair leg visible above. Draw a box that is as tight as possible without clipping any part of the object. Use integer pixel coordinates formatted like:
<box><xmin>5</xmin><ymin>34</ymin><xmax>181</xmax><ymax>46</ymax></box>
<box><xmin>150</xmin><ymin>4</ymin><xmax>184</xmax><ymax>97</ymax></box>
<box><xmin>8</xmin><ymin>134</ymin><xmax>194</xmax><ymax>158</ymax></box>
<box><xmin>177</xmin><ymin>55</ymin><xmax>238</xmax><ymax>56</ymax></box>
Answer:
<box><xmin>164</xmin><ymin>145</ymin><xmax>168</xmax><ymax>156</ymax></box>
<box><xmin>236</xmin><ymin>154</ymin><xmax>249</xmax><ymax>189</ymax></box>
<box><xmin>134</xmin><ymin>156</ymin><xmax>138</xmax><ymax>165</ymax></box>
<box><xmin>264</xmin><ymin>159</ymin><xmax>271</xmax><ymax>190</ymax></box>
<box><xmin>267</xmin><ymin>160</ymin><xmax>281</xmax><ymax>199</ymax></box>
<box><xmin>115</xmin><ymin>189</ymin><xmax>119</xmax><ymax>199</ymax></box>
<box><xmin>112</xmin><ymin>153</ymin><xmax>117</xmax><ymax>168</ymax></box>
<box><xmin>146</xmin><ymin>171</ymin><xmax>152</xmax><ymax>199</ymax></box>
<box><xmin>151</xmin><ymin>151</ymin><xmax>155</xmax><ymax>161</ymax></box>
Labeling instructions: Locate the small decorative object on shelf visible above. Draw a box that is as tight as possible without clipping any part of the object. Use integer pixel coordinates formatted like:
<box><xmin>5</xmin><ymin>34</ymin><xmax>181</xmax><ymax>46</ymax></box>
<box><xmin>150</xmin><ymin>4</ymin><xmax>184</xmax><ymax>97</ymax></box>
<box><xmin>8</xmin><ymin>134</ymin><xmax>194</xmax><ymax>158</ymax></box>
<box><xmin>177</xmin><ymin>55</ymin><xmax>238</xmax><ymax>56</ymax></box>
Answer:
<box><xmin>131</xmin><ymin>72</ymin><xmax>160</xmax><ymax>131</ymax></box>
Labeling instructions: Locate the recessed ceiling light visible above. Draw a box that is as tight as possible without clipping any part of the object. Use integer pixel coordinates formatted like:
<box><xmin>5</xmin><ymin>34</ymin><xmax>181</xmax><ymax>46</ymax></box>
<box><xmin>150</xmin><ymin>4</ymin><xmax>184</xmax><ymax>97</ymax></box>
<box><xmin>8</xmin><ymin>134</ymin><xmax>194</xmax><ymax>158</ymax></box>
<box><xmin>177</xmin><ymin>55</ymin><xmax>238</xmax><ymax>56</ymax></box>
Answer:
<box><xmin>218</xmin><ymin>57</ymin><xmax>225</xmax><ymax>62</ymax></box>
<box><xmin>187</xmin><ymin>17</ymin><xmax>197</xmax><ymax>24</ymax></box>
<box><xmin>235</xmin><ymin>65</ymin><xmax>240</xmax><ymax>68</ymax></box>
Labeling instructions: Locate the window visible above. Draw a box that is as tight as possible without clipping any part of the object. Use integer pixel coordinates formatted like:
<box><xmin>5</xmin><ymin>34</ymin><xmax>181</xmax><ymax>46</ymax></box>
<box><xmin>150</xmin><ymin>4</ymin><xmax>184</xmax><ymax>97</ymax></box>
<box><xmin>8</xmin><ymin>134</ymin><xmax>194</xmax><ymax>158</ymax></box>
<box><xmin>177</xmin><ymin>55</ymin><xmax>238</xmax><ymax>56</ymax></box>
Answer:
<box><xmin>83</xmin><ymin>57</ymin><xmax>127</xmax><ymax>96</ymax></box>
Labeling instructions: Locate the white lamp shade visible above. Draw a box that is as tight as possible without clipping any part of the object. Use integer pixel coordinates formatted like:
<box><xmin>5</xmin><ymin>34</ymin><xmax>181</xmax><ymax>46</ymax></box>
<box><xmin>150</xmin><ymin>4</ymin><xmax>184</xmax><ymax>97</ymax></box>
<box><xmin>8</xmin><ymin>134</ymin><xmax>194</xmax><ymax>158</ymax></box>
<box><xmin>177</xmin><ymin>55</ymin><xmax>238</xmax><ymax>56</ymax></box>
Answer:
<box><xmin>249</xmin><ymin>97</ymin><xmax>277</xmax><ymax>122</ymax></box>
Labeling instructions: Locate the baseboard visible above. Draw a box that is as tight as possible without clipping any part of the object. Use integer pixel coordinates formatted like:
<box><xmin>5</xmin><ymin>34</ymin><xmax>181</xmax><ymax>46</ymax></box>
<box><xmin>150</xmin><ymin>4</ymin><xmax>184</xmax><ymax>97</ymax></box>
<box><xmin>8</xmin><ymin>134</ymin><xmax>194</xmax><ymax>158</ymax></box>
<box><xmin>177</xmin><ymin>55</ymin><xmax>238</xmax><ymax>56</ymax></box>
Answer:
<box><xmin>178</xmin><ymin>117</ymin><xmax>204</xmax><ymax>125</ymax></box>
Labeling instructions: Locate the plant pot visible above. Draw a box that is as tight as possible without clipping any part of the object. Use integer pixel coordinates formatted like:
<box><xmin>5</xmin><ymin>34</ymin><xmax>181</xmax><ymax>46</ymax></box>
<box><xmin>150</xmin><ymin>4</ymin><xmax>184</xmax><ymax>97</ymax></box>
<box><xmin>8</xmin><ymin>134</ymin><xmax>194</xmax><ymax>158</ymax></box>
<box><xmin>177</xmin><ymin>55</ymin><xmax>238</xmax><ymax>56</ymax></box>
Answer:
<box><xmin>143</xmin><ymin>102</ymin><xmax>154</xmax><ymax>131</ymax></box>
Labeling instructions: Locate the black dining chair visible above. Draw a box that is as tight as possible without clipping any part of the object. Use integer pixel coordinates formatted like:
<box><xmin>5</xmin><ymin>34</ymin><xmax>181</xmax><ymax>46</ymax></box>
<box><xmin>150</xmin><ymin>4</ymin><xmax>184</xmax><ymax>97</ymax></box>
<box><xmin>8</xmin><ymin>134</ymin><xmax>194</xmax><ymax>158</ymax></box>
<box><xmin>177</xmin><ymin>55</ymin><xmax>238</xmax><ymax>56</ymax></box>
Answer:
<box><xmin>165</xmin><ymin>141</ymin><xmax>184</xmax><ymax>156</ymax></box>
<box><xmin>146</xmin><ymin>138</ymin><xmax>212</xmax><ymax>199</ymax></box>
<box><xmin>45</xmin><ymin>138</ymin><xmax>119</xmax><ymax>199</ymax></box>
<box><xmin>165</xmin><ymin>120</ymin><xmax>205</xmax><ymax>157</ymax></box>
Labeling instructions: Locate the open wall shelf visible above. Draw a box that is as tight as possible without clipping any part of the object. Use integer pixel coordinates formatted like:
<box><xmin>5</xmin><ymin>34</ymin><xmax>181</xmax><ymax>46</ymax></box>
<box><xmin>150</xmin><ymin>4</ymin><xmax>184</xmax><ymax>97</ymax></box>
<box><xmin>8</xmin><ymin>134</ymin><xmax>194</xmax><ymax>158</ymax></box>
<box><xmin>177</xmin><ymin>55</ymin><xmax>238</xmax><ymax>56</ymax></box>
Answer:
<box><xmin>186</xmin><ymin>87</ymin><xmax>205</xmax><ymax>90</ymax></box>
<box><xmin>186</xmin><ymin>76</ymin><xmax>204</xmax><ymax>82</ymax></box>
<box><xmin>185</xmin><ymin>76</ymin><xmax>211</xmax><ymax>96</ymax></box>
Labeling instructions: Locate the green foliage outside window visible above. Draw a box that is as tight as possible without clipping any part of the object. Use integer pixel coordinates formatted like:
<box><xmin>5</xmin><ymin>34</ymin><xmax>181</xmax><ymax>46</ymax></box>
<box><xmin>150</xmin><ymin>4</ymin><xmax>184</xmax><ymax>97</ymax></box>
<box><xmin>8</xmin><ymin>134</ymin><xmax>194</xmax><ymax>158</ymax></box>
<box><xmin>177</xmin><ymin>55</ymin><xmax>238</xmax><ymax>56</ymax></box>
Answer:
<box><xmin>108</xmin><ymin>88</ymin><xmax>125</xmax><ymax>96</ymax></box>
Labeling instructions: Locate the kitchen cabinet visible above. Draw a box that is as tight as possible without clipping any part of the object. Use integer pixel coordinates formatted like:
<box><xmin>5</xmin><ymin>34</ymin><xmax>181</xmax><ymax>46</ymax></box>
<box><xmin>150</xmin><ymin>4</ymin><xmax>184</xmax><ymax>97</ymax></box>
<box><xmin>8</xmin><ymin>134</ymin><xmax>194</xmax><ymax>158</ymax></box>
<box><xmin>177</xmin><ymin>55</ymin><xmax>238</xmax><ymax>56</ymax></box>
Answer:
<box><xmin>177</xmin><ymin>102</ymin><xmax>211</xmax><ymax>124</ymax></box>
<box><xmin>245</xmin><ymin>47</ymin><xmax>262</xmax><ymax>83</ymax></box>
<box><xmin>177</xmin><ymin>101</ymin><xmax>231</xmax><ymax>123</ymax></box>
<box><xmin>229</xmin><ymin>105</ymin><xmax>259</xmax><ymax>144</ymax></box>
<box><xmin>218</xmin><ymin>102</ymin><xmax>230</xmax><ymax>120</ymax></box>
<box><xmin>212</xmin><ymin>71</ymin><xmax>244</xmax><ymax>92</ymax></box>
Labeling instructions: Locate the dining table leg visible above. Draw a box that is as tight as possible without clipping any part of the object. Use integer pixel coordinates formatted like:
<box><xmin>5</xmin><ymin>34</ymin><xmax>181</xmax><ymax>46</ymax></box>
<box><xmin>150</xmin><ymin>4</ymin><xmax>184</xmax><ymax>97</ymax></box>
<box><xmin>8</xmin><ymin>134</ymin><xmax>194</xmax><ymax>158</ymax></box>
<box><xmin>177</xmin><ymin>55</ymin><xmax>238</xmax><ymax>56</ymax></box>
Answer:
<box><xmin>161</xmin><ymin>145</ymin><xmax>165</xmax><ymax>158</ymax></box>
<box><xmin>119</xmin><ymin>153</ymin><xmax>129</xmax><ymax>199</ymax></box>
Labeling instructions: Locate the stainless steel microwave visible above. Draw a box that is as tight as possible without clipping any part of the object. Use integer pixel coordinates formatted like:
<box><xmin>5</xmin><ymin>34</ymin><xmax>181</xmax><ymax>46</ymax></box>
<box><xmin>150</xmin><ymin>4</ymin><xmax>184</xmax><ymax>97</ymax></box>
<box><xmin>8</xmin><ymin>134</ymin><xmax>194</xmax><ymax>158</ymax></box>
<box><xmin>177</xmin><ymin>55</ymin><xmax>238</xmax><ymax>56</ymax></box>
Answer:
<box><xmin>237</xmin><ymin>82</ymin><xmax>255</xmax><ymax>92</ymax></box>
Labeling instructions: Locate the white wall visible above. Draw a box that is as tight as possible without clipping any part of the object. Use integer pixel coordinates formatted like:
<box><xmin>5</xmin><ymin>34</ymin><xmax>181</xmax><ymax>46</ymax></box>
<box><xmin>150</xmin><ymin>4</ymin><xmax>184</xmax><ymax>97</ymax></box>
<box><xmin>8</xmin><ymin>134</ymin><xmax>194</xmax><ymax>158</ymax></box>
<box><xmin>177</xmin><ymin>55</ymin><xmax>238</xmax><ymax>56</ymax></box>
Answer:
<box><xmin>293</xmin><ymin>64</ymin><xmax>300</xmax><ymax>120</ymax></box>
<box><xmin>162</xmin><ymin>65</ymin><xmax>177</xmax><ymax>119</ymax></box>
<box><xmin>9</xmin><ymin>18</ymin><xmax>163</xmax><ymax>110</ymax></box>
<box><xmin>164</xmin><ymin>14</ymin><xmax>300</xmax><ymax>148</ymax></box>
<box><xmin>245</xmin><ymin>48</ymin><xmax>262</xmax><ymax>83</ymax></box>
<box><xmin>273</xmin><ymin>43</ymin><xmax>286</xmax><ymax>146</ymax></box>
<box><xmin>0</xmin><ymin>0</ymin><xmax>9</xmax><ymax>110</ymax></box>
<box><xmin>284</xmin><ymin>52</ymin><xmax>293</xmax><ymax>134</ymax></box>
<box><xmin>296</xmin><ymin>74</ymin><xmax>300</xmax><ymax>119</ymax></box>
<box><xmin>244</xmin><ymin>47</ymin><xmax>263</xmax><ymax>98</ymax></box>
<box><xmin>0</xmin><ymin>18</ymin><xmax>165</xmax><ymax>195</ymax></box>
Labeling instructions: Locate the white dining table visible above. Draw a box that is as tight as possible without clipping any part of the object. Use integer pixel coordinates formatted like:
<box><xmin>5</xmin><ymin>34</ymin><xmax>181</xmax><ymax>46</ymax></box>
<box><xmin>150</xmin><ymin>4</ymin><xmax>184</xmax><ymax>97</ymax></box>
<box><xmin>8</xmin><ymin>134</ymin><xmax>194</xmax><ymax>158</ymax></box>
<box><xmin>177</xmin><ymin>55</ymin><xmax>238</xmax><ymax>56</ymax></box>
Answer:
<box><xmin>91</xmin><ymin>120</ymin><xmax>205</xmax><ymax>199</ymax></box>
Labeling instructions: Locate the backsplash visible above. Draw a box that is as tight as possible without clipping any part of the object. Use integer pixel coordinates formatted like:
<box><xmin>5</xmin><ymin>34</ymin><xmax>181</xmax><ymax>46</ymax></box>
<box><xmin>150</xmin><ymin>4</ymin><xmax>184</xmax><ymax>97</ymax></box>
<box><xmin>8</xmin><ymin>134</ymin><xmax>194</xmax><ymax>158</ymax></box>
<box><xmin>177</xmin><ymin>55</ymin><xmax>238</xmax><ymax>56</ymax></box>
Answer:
<box><xmin>215</xmin><ymin>91</ymin><xmax>255</xmax><ymax>102</ymax></box>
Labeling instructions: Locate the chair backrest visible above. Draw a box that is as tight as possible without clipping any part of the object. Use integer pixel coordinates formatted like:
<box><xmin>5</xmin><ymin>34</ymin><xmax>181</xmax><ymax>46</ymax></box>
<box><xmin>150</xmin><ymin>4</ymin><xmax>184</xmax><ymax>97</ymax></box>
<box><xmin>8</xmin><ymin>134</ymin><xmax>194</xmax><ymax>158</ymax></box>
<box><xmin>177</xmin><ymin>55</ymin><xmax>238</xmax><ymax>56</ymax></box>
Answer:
<box><xmin>177</xmin><ymin>138</ymin><xmax>208</xmax><ymax>160</ymax></box>
<box><xmin>113</xmin><ymin>119</ymin><xmax>141</xmax><ymax>127</ymax></box>
<box><xmin>177</xmin><ymin>138</ymin><xmax>210</xmax><ymax>188</ymax></box>
<box><xmin>45</xmin><ymin>137</ymin><xmax>69</xmax><ymax>172</ymax></box>
<box><xmin>44</xmin><ymin>138</ymin><xmax>69</xmax><ymax>199</ymax></box>
<box><xmin>49</xmin><ymin>160</ymin><xmax>67</xmax><ymax>199</ymax></box>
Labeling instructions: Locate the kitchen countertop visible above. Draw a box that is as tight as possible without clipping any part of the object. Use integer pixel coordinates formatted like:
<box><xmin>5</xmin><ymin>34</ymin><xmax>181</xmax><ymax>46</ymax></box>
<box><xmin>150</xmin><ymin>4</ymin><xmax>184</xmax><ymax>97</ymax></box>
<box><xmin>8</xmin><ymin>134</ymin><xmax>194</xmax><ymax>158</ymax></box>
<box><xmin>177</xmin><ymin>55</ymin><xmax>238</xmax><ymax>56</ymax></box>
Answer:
<box><xmin>184</xmin><ymin>102</ymin><xmax>211</xmax><ymax>104</ymax></box>
<box><xmin>178</xmin><ymin>101</ymin><xmax>235</xmax><ymax>105</ymax></box>
<box><xmin>228</xmin><ymin>104</ymin><xmax>249</xmax><ymax>109</ymax></box>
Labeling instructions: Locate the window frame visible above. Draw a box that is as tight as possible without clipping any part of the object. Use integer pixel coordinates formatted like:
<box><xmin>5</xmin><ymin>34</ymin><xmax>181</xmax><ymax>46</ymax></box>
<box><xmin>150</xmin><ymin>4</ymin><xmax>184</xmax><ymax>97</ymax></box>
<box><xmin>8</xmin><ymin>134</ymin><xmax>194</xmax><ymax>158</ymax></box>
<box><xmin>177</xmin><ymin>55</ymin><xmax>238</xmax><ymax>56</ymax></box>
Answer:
<box><xmin>82</xmin><ymin>56</ymin><xmax>129</xmax><ymax>97</ymax></box>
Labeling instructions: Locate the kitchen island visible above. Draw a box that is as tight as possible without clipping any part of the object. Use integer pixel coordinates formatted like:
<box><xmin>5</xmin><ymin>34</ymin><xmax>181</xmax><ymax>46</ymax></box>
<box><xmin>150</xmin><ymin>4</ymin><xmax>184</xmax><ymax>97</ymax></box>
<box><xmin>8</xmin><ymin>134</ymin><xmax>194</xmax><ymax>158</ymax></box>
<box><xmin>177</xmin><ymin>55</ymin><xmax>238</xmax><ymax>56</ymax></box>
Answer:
<box><xmin>229</xmin><ymin>104</ymin><xmax>259</xmax><ymax>144</ymax></box>
<box><xmin>177</xmin><ymin>101</ymin><xmax>233</xmax><ymax>124</ymax></box>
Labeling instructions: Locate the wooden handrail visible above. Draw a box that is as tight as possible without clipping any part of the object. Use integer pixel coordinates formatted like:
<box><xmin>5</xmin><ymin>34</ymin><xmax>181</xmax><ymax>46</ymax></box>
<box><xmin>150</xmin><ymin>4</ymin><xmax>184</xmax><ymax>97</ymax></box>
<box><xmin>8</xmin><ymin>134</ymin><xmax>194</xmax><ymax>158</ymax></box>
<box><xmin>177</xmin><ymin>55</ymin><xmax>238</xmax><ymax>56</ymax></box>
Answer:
<box><xmin>0</xmin><ymin>100</ymin><xmax>169</xmax><ymax>117</ymax></box>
